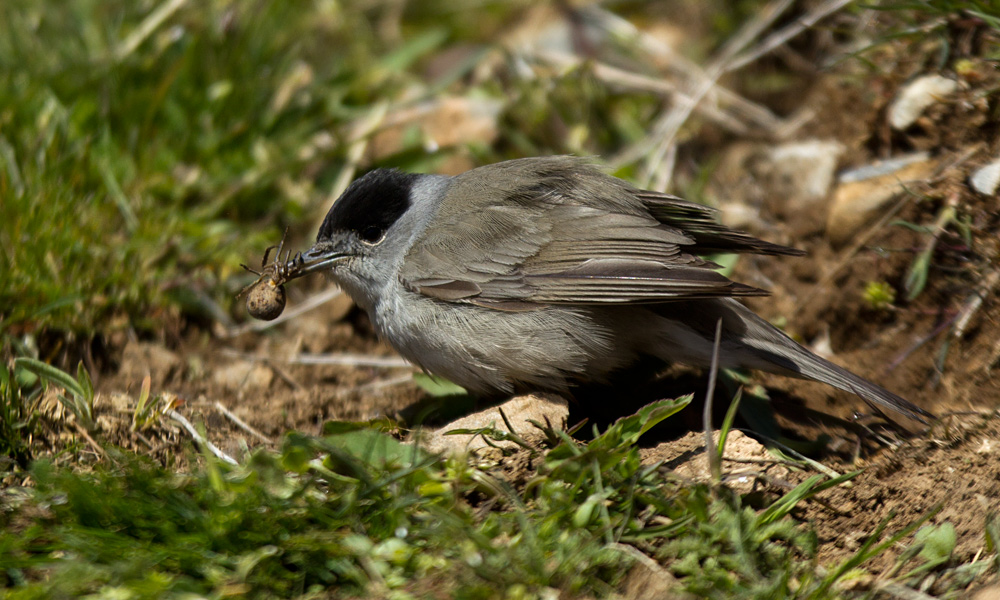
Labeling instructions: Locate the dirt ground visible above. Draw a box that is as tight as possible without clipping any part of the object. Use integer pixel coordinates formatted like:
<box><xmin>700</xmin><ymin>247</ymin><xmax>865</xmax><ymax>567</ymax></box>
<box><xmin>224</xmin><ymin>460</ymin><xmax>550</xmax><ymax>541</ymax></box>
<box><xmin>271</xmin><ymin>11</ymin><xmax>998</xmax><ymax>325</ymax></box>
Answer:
<box><xmin>22</xmin><ymin>18</ymin><xmax>1000</xmax><ymax>579</ymax></box>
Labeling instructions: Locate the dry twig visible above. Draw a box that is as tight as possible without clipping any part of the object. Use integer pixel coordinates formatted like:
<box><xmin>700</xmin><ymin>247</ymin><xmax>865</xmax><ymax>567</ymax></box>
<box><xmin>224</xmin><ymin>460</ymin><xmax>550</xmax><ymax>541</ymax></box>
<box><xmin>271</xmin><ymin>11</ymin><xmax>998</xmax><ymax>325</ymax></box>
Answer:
<box><xmin>168</xmin><ymin>410</ymin><xmax>238</xmax><ymax>465</ymax></box>
<box><xmin>72</xmin><ymin>422</ymin><xmax>108</xmax><ymax>460</ymax></box>
<box><xmin>214</xmin><ymin>401</ymin><xmax>273</xmax><ymax>445</ymax></box>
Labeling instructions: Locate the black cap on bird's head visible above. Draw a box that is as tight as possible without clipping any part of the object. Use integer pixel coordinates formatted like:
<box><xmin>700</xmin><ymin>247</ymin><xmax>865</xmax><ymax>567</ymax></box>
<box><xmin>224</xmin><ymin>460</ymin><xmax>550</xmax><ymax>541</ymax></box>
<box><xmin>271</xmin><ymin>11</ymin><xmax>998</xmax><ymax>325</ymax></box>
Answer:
<box><xmin>276</xmin><ymin>168</ymin><xmax>421</xmax><ymax>280</ymax></box>
<box><xmin>317</xmin><ymin>168</ymin><xmax>418</xmax><ymax>245</ymax></box>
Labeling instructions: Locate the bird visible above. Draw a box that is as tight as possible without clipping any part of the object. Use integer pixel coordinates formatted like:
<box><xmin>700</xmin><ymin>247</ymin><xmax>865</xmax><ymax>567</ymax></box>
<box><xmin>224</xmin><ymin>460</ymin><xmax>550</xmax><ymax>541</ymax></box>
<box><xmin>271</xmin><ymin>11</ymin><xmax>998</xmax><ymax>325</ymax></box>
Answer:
<box><xmin>266</xmin><ymin>156</ymin><xmax>932</xmax><ymax>425</ymax></box>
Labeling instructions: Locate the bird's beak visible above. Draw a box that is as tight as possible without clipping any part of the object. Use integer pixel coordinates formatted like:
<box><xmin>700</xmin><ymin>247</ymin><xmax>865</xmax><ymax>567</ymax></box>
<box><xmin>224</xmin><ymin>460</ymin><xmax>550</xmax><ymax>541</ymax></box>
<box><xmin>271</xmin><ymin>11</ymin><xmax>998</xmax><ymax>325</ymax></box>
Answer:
<box><xmin>281</xmin><ymin>242</ymin><xmax>350</xmax><ymax>282</ymax></box>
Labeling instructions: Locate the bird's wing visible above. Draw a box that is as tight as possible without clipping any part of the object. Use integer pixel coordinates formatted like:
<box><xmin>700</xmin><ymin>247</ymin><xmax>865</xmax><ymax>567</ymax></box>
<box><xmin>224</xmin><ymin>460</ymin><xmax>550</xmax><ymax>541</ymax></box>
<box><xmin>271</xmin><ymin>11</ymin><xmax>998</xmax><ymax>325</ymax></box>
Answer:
<box><xmin>399</xmin><ymin>157</ymin><xmax>786</xmax><ymax>309</ymax></box>
<box><xmin>635</xmin><ymin>191</ymin><xmax>804</xmax><ymax>257</ymax></box>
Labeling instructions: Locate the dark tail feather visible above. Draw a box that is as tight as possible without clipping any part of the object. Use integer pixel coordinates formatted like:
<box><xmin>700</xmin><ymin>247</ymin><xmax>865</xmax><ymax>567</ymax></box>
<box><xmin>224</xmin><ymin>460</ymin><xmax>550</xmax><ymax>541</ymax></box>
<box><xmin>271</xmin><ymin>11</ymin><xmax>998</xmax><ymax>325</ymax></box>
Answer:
<box><xmin>789</xmin><ymin>349</ymin><xmax>933</xmax><ymax>424</ymax></box>
<box><xmin>725</xmin><ymin>300</ymin><xmax>934</xmax><ymax>425</ymax></box>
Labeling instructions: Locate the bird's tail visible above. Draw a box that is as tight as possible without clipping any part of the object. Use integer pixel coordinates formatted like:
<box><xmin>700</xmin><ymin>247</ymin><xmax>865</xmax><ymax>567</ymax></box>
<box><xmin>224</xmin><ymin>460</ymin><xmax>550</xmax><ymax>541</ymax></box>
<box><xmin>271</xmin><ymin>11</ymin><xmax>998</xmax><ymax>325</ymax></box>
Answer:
<box><xmin>654</xmin><ymin>299</ymin><xmax>935</xmax><ymax>425</ymax></box>
<box><xmin>723</xmin><ymin>299</ymin><xmax>933</xmax><ymax>424</ymax></box>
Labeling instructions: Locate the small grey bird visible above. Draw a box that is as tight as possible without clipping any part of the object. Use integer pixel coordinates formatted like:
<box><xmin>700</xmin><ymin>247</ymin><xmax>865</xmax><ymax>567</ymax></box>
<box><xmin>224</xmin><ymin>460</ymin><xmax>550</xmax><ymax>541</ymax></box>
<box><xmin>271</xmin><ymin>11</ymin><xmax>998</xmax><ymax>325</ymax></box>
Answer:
<box><xmin>272</xmin><ymin>156</ymin><xmax>931</xmax><ymax>424</ymax></box>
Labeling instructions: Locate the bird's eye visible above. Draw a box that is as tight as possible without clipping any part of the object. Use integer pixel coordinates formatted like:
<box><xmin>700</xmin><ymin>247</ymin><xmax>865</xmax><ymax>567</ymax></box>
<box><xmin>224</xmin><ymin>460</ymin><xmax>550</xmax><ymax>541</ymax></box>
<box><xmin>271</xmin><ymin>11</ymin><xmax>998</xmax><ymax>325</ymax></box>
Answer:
<box><xmin>359</xmin><ymin>225</ymin><xmax>384</xmax><ymax>244</ymax></box>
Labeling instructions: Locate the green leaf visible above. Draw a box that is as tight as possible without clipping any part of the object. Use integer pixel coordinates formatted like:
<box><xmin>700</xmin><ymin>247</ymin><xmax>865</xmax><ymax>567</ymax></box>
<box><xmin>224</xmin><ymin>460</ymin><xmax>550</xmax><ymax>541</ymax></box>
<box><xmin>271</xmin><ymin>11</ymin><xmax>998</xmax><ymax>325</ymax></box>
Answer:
<box><xmin>916</xmin><ymin>522</ymin><xmax>956</xmax><ymax>566</ymax></box>
<box><xmin>810</xmin><ymin>505</ymin><xmax>942</xmax><ymax>599</ymax></box>
<box><xmin>592</xmin><ymin>394</ymin><xmax>692</xmax><ymax>450</ymax></box>
<box><xmin>707</xmin><ymin>252</ymin><xmax>739</xmax><ymax>278</ymax></box>
<box><xmin>758</xmin><ymin>471</ymin><xmax>860</xmax><ymax>526</ymax></box>
<box><xmin>323</xmin><ymin>428</ymin><xmax>423</xmax><ymax>468</ymax></box>
<box><xmin>379</xmin><ymin>28</ymin><xmax>449</xmax><ymax>73</ymax></box>
<box><xmin>889</xmin><ymin>219</ymin><xmax>934</xmax><ymax>233</ymax></box>
<box><xmin>904</xmin><ymin>246</ymin><xmax>932</xmax><ymax>301</ymax></box>
<box><xmin>280</xmin><ymin>432</ymin><xmax>314</xmax><ymax>473</ymax></box>
<box><xmin>133</xmin><ymin>374</ymin><xmax>153</xmax><ymax>430</ymax></box>
<box><xmin>14</xmin><ymin>357</ymin><xmax>85</xmax><ymax>399</ymax></box>
<box><xmin>717</xmin><ymin>388</ymin><xmax>743</xmax><ymax>457</ymax></box>
<box><xmin>76</xmin><ymin>361</ymin><xmax>94</xmax><ymax>403</ymax></box>
<box><xmin>322</xmin><ymin>418</ymin><xmax>398</xmax><ymax>436</ymax></box>
<box><xmin>412</xmin><ymin>373</ymin><xmax>468</xmax><ymax>397</ymax></box>
<box><xmin>986</xmin><ymin>513</ymin><xmax>1000</xmax><ymax>555</ymax></box>
<box><xmin>734</xmin><ymin>379</ymin><xmax>782</xmax><ymax>443</ymax></box>
<box><xmin>572</xmin><ymin>494</ymin><xmax>602</xmax><ymax>528</ymax></box>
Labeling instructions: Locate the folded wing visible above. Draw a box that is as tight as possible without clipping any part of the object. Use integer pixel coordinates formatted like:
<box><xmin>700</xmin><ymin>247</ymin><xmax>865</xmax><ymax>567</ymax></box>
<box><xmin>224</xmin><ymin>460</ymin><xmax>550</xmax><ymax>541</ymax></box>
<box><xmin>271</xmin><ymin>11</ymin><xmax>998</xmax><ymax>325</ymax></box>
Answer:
<box><xmin>400</xmin><ymin>156</ymin><xmax>798</xmax><ymax>310</ymax></box>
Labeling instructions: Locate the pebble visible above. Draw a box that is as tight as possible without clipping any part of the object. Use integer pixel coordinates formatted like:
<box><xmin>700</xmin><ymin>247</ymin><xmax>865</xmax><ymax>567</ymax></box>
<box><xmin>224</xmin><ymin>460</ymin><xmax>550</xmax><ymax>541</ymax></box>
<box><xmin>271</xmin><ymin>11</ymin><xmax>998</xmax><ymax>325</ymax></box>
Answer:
<box><xmin>826</xmin><ymin>153</ymin><xmax>937</xmax><ymax>246</ymax></box>
<box><xmin>888</xmin><ymin>74</ymin><xmax>959</xmax><ymax>130</ymax></box>
<box><xmin>413</xmin><ymin>394</ymin><xmax>568</xmax><ymax>455</ymax></box>
<box><xmin>763</xmin><ymin>139</ymin><xmax>845</xmax><ymax>237</ymax></box>
<box><xmin>212</xmin><ymin>360</ymin><xmax>274</xmax><ymax>391</ymax></box>
<box><xmin>970</xmin><ymin>158</ymin><xmax>1000</xmax><ymax>196</ymax></box>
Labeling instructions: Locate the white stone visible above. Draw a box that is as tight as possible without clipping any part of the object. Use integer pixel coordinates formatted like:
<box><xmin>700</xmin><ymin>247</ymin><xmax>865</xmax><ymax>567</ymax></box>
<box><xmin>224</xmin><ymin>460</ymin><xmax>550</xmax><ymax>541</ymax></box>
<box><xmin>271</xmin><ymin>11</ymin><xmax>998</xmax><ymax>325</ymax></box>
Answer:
<box><xmin>970</xmin><ymin>158</ymin><xmax>1000</xmax><ymax>196</ymax></box>
<box><xmin>766</xmin><ymin>139</ymin><xmax>844</xmax><ymax>204</ymax></box>
<box><xmin>413</xmin><ymin>394</ymin><xmax>569</xmax><ymax>455</ymax></box>
<box><xmin>888</xmin><ymin>74</ymin><xmax>959</xmax><ymax>130</ymax></box>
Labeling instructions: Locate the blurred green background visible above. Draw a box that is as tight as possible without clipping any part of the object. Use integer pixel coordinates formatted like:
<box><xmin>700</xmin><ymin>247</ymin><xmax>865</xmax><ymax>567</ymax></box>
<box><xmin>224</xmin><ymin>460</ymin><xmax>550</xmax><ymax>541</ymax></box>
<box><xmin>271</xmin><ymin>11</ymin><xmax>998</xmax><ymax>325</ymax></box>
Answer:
<box><xmin>1</xmin><ymin>0</ymin><xmax>763</xmax><ymax>349</ymax></box>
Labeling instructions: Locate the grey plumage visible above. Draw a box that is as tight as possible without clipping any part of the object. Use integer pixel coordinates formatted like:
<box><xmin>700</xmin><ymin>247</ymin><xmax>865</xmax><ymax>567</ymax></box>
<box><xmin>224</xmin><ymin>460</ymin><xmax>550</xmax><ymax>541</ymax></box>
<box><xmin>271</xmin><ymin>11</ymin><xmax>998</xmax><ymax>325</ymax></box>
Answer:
<box><xmin>288</xmin><ymin>156</ymin><xmax>932</xmax><ymax>424</ymax></box>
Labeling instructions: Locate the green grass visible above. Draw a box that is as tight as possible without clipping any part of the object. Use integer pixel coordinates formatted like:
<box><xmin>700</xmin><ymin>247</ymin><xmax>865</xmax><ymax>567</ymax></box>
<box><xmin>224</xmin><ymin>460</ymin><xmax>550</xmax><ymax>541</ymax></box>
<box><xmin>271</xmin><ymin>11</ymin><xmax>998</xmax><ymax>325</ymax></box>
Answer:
<box><xmin>0</xmin><ymin>0</ymin><xmax>472</xmax><ymax>336</ymax></box>
<box><xmin>859</xmin><ymin>0</ymin><xmax>1000</xmax><ymax>62</ymax></box>
<box><xmin>3</xmin><ymin>395</ymin><xmax>985</xmax><ymax>598</ymax></box>
<box><xmin>0</xmin><ymin>398</ymin><xmax>834</xmax><ymax>598</ymax></box>
<box><xmin>0</xmin><ymin>0</ymin><xmax>667</xmax><ymax>343</ymax></box>
<box><xmin>873</xmin><ymin>0</ymin><xmax>1000</xmax><ymax>27</ymax></box>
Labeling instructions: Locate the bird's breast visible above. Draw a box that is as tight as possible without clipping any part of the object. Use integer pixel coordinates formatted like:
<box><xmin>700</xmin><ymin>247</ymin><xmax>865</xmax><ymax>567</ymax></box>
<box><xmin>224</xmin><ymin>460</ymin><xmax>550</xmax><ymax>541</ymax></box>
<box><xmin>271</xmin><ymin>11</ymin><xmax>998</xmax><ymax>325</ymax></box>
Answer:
<box><xmin>371</xmin><ymin>287</ymin><xmax>630</xmax><ymax>395</ymax></box>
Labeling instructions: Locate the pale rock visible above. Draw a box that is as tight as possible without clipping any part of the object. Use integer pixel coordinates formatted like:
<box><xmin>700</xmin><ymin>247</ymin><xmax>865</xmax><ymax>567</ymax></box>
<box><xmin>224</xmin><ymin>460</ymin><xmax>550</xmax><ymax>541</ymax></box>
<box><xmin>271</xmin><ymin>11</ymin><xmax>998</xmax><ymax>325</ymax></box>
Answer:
<box><xmin>766</xmin><ymin>139</ymin><xmax>845</xmax><ymax>208</ymax></box>
<box><xmin>973</xmin><ymin>584</ymin><xmax>1000</xmax><ymax>600</ymax></box>
<box><xmin>827</xmin><ymin>154</ymin><xmax>937</xmax><ymax>246</ymax></box>
<box><xmin>212</xmin><ymin>360</ymin><xmax>273</xmax><ymax>391</ymax></box>
<box><xmin>414</xmin><ymin>394</ymin><xmax>569</xmax><ymax>455</ymax></box>
<box><xmin>717</xmin><ymin>201</ymin><xmax>760</xmax><ymax>230</ymax></box>
<box><xmin>759</xmin><ymin>139</ymin><xmax>845</xmax><ymax>237</ymax></box>
<box><xmin>118</xmin><ymin>341</ymin><xmax>183</xmax><ymax>387</ymax></box>
<box><xmin>888</xmin><ymin>74</ymin><xmax>959</xmax><ymax>130</ymax></box>
<box><xmin>970</xmin><ymin>158</ymin><xmax>1000</xmax><ymax>196</ymax></box>
<box><xmin>618</xmin><ymin>555</ymin><xmax>692</xmax><ymax>600</ymax></box>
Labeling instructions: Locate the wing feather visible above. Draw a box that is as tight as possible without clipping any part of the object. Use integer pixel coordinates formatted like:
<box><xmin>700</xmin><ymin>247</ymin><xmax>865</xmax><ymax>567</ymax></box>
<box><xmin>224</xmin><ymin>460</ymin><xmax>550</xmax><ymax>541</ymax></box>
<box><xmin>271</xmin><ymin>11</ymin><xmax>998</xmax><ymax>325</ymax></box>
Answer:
<box><xmin>399</xmin><ymin>157</ymin><xmax>792</xmax><ymax>308</ymax></box>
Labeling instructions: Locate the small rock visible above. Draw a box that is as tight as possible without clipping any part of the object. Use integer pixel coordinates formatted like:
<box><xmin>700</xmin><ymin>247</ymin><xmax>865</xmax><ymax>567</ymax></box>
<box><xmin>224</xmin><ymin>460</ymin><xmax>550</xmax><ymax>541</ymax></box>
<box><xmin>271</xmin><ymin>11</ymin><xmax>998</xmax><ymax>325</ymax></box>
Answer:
<box><xmin>970</xmin><ymin>158</ymin><xmax>1000</xmax><ymax>196</ymax></box>
<box><xmin>717</xmin><ymin>201</ymin><xmax>760</xmax><ymax>230</ymax></box>
<box><xmin>888</xmin><ymin>74</ymin><xmax>959</xmax><ymax>130</ymax></box>
<box><xmin>619</xmin><ymin>555</ymin><xmax>692</xmax><ymax>600</ymax></box>
<box><xmin>973</xmin><ymin>584</ymin><xmax>1000</xmax><ymax>600</ymax></box>
<box><xmin>212</xmin><ymin>360</ymin><xmax>273</xmax><ymax>392</ymax></box>
<box><xmin>712</xmin><ymin>140</ymin><xmax>843</xmax><ymax>238</ymax></box>
<box><xmin>826</xmin><ymin>153</ymin><xmax>937</xmax><ymax>246</ymax></box>
<box><xmin>766</xmin><ymin>139</ymin><xmax>845</xmax><ymax>208</ymax></box>
<box><xmin>414</xmin><ymin>394</ymin><xmax>569</xmax><ymax>455</ymax></box>
<box><xmin>119</xmin><ymin>341</ymin><xmax>183</xmax><ymax>387</ymax></box>
<box><xmin>763</xmin><ymin>139</ymin><xmax>845</xmax><ymax>237</ymax></box>
<box><xmin>667</xmin><ymin>431</ymin><xmax>784</xmax><ymax>490</ymax></box>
